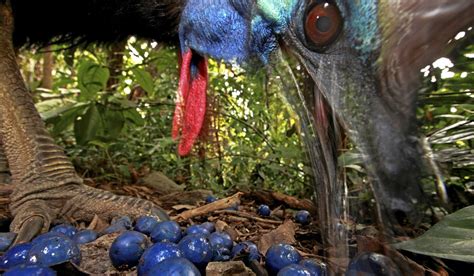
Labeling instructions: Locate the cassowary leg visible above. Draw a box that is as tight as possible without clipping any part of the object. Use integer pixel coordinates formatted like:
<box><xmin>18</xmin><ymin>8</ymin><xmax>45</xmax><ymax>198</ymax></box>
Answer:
<box><xmin>0</xmin><ymin>140</ymin><xmax>10</xmax><ymax>184</ymax></box>
<box><xmin>0</xmin><ymin>3</ymin><xmax>168</xmax><ymax>244</ymax></box>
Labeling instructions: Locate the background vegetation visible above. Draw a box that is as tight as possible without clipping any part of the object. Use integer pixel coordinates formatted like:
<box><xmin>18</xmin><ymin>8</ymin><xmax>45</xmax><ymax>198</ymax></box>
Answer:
<box><xmin>19</xmin><ymin>35</ymin><xmax>473</xmax><ymax>211</ymax></box>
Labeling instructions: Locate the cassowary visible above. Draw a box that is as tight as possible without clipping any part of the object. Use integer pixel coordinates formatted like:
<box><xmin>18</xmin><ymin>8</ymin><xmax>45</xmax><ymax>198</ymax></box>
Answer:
<box><xmin>0</xmin><ymin>0</ymin><xmax>472</xmax><ymax>250</ymax></box>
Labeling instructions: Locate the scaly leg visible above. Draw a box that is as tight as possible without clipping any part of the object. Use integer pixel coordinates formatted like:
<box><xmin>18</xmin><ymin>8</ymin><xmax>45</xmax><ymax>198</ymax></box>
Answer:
<box><xmin>0</xmin><ymin>139</ymin><xmax>10</xmax><ymax>184</ymax></box>
<box><xmin>0</xmin><ymin>2</ymin><xmax>168</xmax><ymax>244</ymax></box>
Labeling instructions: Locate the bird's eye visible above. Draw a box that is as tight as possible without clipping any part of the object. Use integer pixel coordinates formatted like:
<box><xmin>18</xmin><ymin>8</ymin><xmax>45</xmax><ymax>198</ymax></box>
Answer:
<box><xmin>304</xmin><ymin>1</ymin><xmax>342</xmax><ymax>50</ymax></box>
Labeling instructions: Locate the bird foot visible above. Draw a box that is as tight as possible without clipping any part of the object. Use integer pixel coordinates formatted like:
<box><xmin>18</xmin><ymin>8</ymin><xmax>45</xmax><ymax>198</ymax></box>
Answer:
<box><xmin>10</xmin><ymin>184</ymin><xmax>169</xmax><ymax>244</ymax></box>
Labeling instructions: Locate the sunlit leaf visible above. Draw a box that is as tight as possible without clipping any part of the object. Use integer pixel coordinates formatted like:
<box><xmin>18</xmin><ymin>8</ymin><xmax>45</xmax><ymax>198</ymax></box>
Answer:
<box><xmin>132</xmin><ymin>68</ymin><xmax>155</xmax><ymax>95</ymax></box>
<box><xmin>77</xmin><ymin>60</ymin><xmax>110</xmax><ymax>101</ymax></box>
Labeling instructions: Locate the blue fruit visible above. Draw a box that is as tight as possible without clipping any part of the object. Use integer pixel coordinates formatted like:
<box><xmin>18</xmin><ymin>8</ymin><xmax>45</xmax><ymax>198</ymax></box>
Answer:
<box><xmin>178</xmin><ymin>234</ymin><xmax>213</xmax><ymax>267</ymax></box>
<box><xmin>0</xmin><ymin>243</ymin><xmax>33</xmax><ymax>270</ymax></box>
<box><xmin>186</xmin><ymin>225</ymin><xmax>210</xmax><ymax>236</ymax></box>
<box><xmin>150</xmin><ymin>221</ymin><xmax>182</xmax><ymax>243</ymax></box>
<box><xmin>200</xmin><ymin>222</ymin><xmax>215</xmax><ymax>233</ymax></box>
<box><xmin>294</xmin><ymin>210</ymin><xmax>311</xmax><ymax>225</ymax></box>
<box><xmin>209</xmin><ymin>232</ymin><xmax>233</xmax><ymax>250</ymax></box>
<box><xmin>28</xmin><ymin>235</ymin><xmax>81</xmax><ymax>266</ymax></box>
<box><xmin>50</xmin><ymin>224</ymin><xmax>77</xmax><ymax>238</ymax></box>
<box><xmin>32</xmin><ymin>231</ymin><xmax>69</xmax><ymax>244</ymax></box>
<box><xmin>145</xmin><ymin>257</ymin><xmax>201</xmax><ymax>276</ymax></box>
<box><xmin>232</xmin><ymin>241</ymin><xmax>260</xmax><ymax>263</ymax></box>
<box><xmin>212</xmin><ymin>246</ymin><xmax>231</xmax><ymax>262</ymax></box>
<box><xmin>257</xmin><ymin>204</ymin><xmax>271</xmax><ymax>216</ymax></box>
<box><xmin>0</xmin><ymin>232</ymin><xmax>16</xmax><ymax>252</ymax></box>
<box><xmin>73</xmin><ymin>229</ymin><xmax>98</xmax><ymax>244</ymax></box>
<box><xmin>205</xmin><ymin>195</ymin><xmax>217</xmax><ymax>203</ymax></box>
<box><xmin>102</xmin><ymin>216</ymin><xmax>133</xmax><ymax>235</ymax></box>
<box><xmin>346</xmin><ymin>252</ymin><xmax>401</xmax><ymax>276</ymax></box>
<box><xmin>134</xmin><ymin>216</ymin><xmax>160</xmax><ymax>235</ymax></box>
<box><xmin>265</xmin><ymin>244</ymin><xmax>302</xmax><ymax>274</ymax></box>
<box><xmin>109</xmin><ymin>231</ymin><xmax>148</xmax><ymax>269</ymax></box>
<box><xmin>278</xmin><ymin>264</ymin><xmax>313</xmax><ymax>276</ymax></box>
<box><xmin>4</xmin><ymin>265</ymin><xmax>56</xmax><ymax>276</ymax></box>
<box><xmin>137</xmin><ymin>242</ymin><xmax>184</xmax><ymax>276</ymax></box>
<box><xmin>300</xmin><ymin>259</ymin><xmax>327</xmax><ymax>276</ymax></box>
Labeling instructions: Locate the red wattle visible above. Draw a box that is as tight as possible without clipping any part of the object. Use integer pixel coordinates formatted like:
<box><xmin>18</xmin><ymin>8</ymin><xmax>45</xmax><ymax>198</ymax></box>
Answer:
<box><xmin>172</xmin><ymin>50</ymin><xmax>208</xmax><ymax>156</ymax></box>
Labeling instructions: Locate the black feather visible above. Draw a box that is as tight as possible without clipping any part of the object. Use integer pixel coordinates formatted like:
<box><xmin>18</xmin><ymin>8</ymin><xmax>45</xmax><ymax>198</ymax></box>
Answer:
<box><xmin>11</xmin><ymin>0</ymin><xmax>184</xmax><ymax>47</ymax></box>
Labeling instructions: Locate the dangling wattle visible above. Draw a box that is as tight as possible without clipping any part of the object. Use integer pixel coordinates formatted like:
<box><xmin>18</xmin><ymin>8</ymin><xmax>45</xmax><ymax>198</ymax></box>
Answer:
<box><xmin>172</xmin><ymin>50</ymin><xmax>208</xmax><ymax>156</ymax></box>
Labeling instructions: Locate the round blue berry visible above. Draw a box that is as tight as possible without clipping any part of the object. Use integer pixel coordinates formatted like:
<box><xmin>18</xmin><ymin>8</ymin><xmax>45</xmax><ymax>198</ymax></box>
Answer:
<box><xmin>300</xmin><ymin>259</ymin><xmax>327</xmax><ymax>276</ymax></box>
<box><xmin>232</xmin><ymin>241</ymin><xmax>260</xmax><ymax>263</ymax></box>
<box><xmin>346</xmin><ymin>252</ymin><xmax>401</xmax><ymax>276</ymax></box>
<box><xmin>212</xmin><ymin>246</ymin><xmax>231</xmax><ymax>262</ymax></box>
<box><xmin>32</xmin><ymin>231</ymin><xmax>69</xmax><ymax>244</ymax></box>
<box><xmin>0</xmin><ymin>243</ymin><xmax>33</xmax><ymax>270</ymax></box>
<box><xmin>186</xmin><ymin>225</ymin><xmax>210</xmax><ymax>236</ymax></box>
<box><xmin>205</xmin><ymin>195</ymin><xmax>217</xmax><ymax>203</ymax></box>
<box><xmin>209</xmin><ymin>232</ymin><xmax>233</xmax><ymax>250</ymax></box>
<box><xmin>134</xmin><ymin>216</ymin><xmax>160</xmax><ymax>235</ymax></box>
<box><xmin>109</xmin><ymin>231</ymin><xmax>148</xmax><ymax>269</ymax></box>
<box><xmin>294</xmin><ymin>210</ymin><xmax>311</xmax><ymax>225</ymax></box>
<box><xmin>73</xmin><ymin>229</ymin><xmax>98</xmax><ymax>244</ymax></box>
<box><xmin>50</xmin><ymin>224</ymin><xmax>77</xmax><ymax>238</ymax></box>
<box><xmin>257</xmin><ymin>204</ymin><xmax>271</xmax><ymax>216</ymax></box>
<box><xmin>277</xmin><ymin>264</ymin><xmax>313</xmax><ymax>276</ymax></box>
<box><xmin>4</xmin><ymin>265</ymin><xmax>56</xmax><ymax>276</ymax></box>
<box><xmin>178</xmin><ymin>234</ymin><xmax>213</xmax><ymax>267</ymax></box>
<box><xmin>145</xmin><ymin>257</ymin><xmax>201</xmax><ymax>276</ymax></box>
<box><xmin>150</xmin><ymin>221</ymin><xmax>182</xmax><ymax>243</ymax></box>
<box><xmin>137</xmin><ymin>242</ymin><xmax>184</xmax><ymax>276</ymax></box>
<box><xmin>0</xmin><ymin>232</ymin><xmax>16</xmax><ymax>252</ymax></box>
<box><xmin>28</xmin><ymin>235</ymin><xmax>81</xmax><ymax>266</ymax></box>
<box><xmin>265</xmin><ymin>244</ymin><xmax>302</xmax><ymax>274</ymax></box>
<box><xmin>200</xmin><ymin>222</ymin><xmax>215</xmax><ymax>233</ymax></box>
<box><xmin>102</xmin><ymin>216</ymin><xmax>133</xmax><ymax>235</ymax></box>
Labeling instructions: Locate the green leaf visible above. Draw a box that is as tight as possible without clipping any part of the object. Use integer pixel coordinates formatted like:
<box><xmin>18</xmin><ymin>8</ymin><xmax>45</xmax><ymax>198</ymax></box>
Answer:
<box><xmin>77</xmin><ymin>60</ymin><xmax>110</xmax><ymax>101</ymax></box>
<box><xmin>46</xmin><ymin>103</ymin><xmax>89</xmax><ymax>135</ymax></box>
<box><xmin>101</xmin><ymin>108</ymin><xmax>125</xmax><ymax>139</ymax></box>
<box><xmin>123</xmin><ymin>109</ymin><xmax>145</xmax><ymax>126</ymax></box>
<box><xmin>132</xmin><ymin>68</ymin><xmax>154</xmax><ymax>95</ymax></box>
<box><xmin>394</xmin><ymin>205</ymin><xmax>474</xmax><ymax>262</ymax></box>
<box><xmin>74</xmin><ymin>103</ymin><xmax>103</xmax><ymax>145</ymax></box>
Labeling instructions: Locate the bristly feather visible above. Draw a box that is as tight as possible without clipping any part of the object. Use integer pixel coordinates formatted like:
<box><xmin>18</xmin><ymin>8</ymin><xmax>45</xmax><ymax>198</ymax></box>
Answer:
<box><xmin>11</xmin><ymin>0</ymin><xmax>184</xmax><ymax>47</ymax></box>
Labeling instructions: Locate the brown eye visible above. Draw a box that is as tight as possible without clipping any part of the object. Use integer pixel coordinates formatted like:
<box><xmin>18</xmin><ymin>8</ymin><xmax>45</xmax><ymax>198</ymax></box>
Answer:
<box><xmin>304</xmin><ymin>2</ymin><xmax>342</xmax><ymax>49</ymax></box>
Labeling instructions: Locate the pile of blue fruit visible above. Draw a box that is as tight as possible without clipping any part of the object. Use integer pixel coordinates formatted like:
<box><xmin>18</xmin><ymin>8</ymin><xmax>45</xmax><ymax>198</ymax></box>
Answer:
<box><xmin>0</xmin><ymin>201</ymin><xmax>396</xmax><ymax>275</ymax></box>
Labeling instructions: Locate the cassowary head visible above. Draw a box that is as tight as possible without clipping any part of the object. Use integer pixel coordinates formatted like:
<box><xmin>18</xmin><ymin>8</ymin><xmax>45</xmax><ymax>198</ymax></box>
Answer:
<box><xmin>174</xmin><ymin>0</ymin><xmax>473</xmax><ymax>225</ymax></box>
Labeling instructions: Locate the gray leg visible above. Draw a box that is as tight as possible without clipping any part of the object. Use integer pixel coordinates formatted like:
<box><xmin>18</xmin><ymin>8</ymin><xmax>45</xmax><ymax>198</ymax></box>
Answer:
<box><xmin>0</xmin><ymin>139</ymin><xmax>10</xmax><ymax>184</ymax></box>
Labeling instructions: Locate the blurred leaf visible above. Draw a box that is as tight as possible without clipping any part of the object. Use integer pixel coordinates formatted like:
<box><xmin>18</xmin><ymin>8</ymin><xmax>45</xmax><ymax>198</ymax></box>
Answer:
<box><xmin>123</xmin><ymin>109</ymin><xmax>145</xmax><ymax>126</ymax></box>
<box><xmin>132</xmin><ymin>68</ymin><xmax>155</xmax><ymax>95</ymax></box>
<box><xmin>74</xmin><ymin>103</ymin><xmax>102</xmax><ymax>145</ymax></box>
<box><xmin>48</xmin><ymin>104</ymin><xmax>89</xmax><ymax>135</ymax></box>
<box><xmin>77</xmin><ymin>60</ymin><xmax>110</xmax><ymax>101</ymax></box>
<box><xmin>101</xmin><ymin>108</ymin><xmax>125</xmax><ymax>139</ymax></box>
<box><xmin>395</xmin><ymin>205</ymin><xmax>474</xmax><ymax>262</ymax></box>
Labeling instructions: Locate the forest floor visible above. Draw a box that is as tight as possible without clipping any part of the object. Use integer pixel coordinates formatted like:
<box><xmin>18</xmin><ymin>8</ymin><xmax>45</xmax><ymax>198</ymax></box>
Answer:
<box><xmin>0</xmin><ymin>178</ymin><xmax>471</xmax><ymax>275</ymax></box>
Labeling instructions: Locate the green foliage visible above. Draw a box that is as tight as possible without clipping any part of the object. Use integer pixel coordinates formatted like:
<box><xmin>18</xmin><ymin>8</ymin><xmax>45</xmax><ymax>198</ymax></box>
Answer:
<box><xmin>20</xmin><ymin>35</ymin><xmax>473</xmax><ymax>204</ymax></box>
<box><xmin>395</xmin><ymin>205</ymin><xmax>474</xmax><ymax>262</ymax></box>
<box><xmin>23</xmin><ymin>39</ymin><xmax>306</xmax><ymax>196</ymax></box>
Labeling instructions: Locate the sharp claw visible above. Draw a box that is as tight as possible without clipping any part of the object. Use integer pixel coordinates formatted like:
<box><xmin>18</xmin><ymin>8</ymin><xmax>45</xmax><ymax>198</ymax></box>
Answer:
<box><xmin>13</xmin><ymin>216</ymin><xmax>44</xmax><ymax>244</ymax></box>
